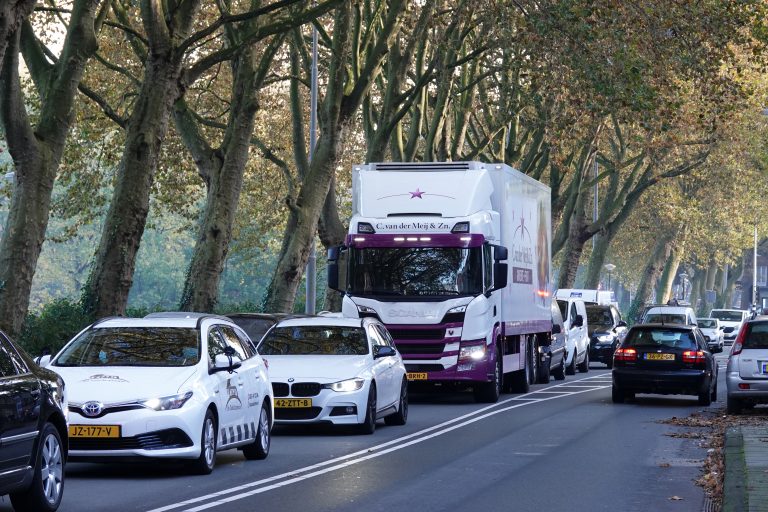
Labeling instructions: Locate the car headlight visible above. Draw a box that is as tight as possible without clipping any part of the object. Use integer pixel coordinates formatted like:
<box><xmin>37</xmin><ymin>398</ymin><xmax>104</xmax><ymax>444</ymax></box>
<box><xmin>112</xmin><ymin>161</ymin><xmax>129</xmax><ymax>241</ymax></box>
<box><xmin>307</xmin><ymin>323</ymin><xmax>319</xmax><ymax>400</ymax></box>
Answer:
<box><xmin>141</xmin><ymin>391</ymin><xmax>193</xmax><ymax>411</ymax></box>
<box><xmin>447</xmin><ymin>305</ymin><xmax>467</xmax><ymax>314</ymax></box>
<box><xmin>324</xmin><ymin>378</ymin><xmax>365</xmax><ymax>392</ymax></box>
<box><xmin>596</xmin><ymin>334</ymin><xmax>613</xmax><ymax>343</ymax></box>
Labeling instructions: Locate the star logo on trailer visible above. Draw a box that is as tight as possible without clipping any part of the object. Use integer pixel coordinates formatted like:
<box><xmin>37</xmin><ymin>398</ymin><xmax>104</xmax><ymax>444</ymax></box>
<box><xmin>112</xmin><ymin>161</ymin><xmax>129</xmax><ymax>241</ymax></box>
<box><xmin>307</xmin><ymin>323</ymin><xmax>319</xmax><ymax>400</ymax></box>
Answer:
<box><xmin>409</xmin><ymin>188</ymin><xmax>425</xmax><ymax>199</ymax></box>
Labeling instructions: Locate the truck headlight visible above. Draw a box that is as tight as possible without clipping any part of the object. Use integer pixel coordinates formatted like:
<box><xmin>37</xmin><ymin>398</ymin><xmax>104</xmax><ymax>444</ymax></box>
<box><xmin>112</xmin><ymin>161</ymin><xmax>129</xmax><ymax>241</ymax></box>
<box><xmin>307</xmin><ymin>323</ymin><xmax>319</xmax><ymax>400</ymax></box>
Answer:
<box><xmin>447</xmin><ymin>305</ymin><xmax>467</xmax><ymax>314</ymax></box>
<box><xmin>141</xmin><ymin>391</ymin><xmax>193</xmax><ymax>411</ymax></box>
<box><xmin>324</xmin><ymin>378</ymin><xmax>365</xmax><ymax>392</ymax></box>
<box><xmin>459</xmin><ymin>342</ymin><xmax>486</xmax><ymax>361</ymax></box>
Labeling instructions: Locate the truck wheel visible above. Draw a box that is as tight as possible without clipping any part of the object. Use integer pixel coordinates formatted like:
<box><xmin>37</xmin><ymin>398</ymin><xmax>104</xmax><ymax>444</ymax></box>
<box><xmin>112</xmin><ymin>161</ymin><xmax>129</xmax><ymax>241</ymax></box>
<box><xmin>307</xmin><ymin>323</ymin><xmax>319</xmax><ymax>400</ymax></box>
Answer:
<box><xmin>565</xmin><ymin>350</ymin><xmax>576</xmax><ymax>376</ymax></box>
<box><xmin>528</xmin><ymin>337</ymin><xmax>538</xmax><ymax>385</ymax></box>
<box><xmin>474</xmin><ymin>349</ymin><xmax>501</xmax><ymax>403</ymax></box>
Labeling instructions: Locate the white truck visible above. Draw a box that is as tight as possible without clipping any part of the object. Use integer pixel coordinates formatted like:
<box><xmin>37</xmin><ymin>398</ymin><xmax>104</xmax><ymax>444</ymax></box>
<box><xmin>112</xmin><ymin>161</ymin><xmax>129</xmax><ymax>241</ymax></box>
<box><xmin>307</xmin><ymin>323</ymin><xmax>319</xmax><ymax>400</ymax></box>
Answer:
<box><xmin>327</xmin><ymin>161</ymin><xmax>552</xmax><ymax>402</ymax></box>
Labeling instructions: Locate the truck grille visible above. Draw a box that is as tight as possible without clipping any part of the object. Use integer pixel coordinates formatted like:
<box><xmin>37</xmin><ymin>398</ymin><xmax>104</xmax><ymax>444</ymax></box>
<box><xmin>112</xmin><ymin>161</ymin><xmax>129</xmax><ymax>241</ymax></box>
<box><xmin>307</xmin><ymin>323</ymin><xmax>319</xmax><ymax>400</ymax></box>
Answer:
<box><xmin>395</xmin><ymin>343</ymin><xmax>445</xmax><ymax>355</ymax></box>
<box><xmin>405</xmin><ymin>364</ymin><xmax>444</xmax><ymax>372</ymax></box>
<box><xmin>389</xmin><ymin>328</ymin><xmax>445</xmax><ymax>341</ymax></box>
<box><xmin>70</xmin><ymin>428</ymin><xmax>193</xmax><ymax>451</ymax></box>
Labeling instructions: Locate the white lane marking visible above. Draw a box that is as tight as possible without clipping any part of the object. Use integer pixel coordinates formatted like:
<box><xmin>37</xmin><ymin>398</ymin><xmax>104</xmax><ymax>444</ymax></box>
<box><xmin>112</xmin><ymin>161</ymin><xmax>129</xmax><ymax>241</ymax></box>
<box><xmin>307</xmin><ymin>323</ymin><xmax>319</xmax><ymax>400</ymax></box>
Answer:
<box><xmin>528</xmin><ymin>391</ymin><xmax>571</xmax><ymax>394</ymax></box>
<box><xmin>149</xmin><ymin>377</ymin><xmax>609</xmax><ymax>512</ymax></box>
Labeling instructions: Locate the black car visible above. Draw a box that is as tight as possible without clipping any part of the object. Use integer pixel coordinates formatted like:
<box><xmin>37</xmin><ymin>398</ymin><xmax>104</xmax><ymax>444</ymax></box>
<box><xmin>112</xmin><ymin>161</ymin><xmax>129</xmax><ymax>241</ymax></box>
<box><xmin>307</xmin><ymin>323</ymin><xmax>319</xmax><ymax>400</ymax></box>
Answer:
<box><xmin>586</xmin><ymin>304</ymin><xmax>628</xmax><ymax>368</ymax></box>
<box><xmin>0</xmin><ymin>330</ymin><xmax>68</xmax><ymax>511</ymax></box>
<box><xmin>611</xmin><ymin>324</ymin><xmax>717</xmax><ymax>405</ymax></box>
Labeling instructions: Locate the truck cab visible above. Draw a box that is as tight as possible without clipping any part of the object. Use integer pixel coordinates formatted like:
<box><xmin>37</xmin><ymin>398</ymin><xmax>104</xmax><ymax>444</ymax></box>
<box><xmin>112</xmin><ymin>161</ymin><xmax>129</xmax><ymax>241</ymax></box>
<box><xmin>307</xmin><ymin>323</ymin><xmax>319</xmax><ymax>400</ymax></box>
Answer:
<box><xmin>328</xmin><ymin>162</ymin><xmax>552</xmax><ymax>403</ymax></box>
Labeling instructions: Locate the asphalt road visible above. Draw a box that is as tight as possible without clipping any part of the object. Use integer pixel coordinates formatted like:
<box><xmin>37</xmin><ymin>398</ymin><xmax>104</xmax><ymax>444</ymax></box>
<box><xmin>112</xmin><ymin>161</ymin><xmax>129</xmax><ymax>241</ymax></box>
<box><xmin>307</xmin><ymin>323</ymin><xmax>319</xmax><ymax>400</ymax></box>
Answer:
<box><xmin>0</xmin><ymin>357</ymin><xmax>729</xmax><ymax>512</ymax></box>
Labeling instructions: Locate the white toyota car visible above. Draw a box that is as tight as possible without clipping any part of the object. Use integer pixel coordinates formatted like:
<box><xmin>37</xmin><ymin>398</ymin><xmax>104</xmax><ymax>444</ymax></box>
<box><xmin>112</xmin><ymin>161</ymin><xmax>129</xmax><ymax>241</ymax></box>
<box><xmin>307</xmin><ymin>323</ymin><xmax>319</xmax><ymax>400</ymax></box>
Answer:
<box><xmin>259</xmin><ymin>316</ymin><xmax>408</xmax><ymax>433</ymax></box>
<box><xmin>47</xmin><ymin>313</ymin><xmax>273</xmax><ymax>474</ymax></box>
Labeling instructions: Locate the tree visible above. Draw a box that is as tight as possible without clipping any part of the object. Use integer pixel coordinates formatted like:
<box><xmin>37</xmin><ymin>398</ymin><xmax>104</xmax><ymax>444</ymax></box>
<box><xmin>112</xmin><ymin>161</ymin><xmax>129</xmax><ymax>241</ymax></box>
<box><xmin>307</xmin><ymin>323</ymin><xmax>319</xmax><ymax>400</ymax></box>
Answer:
<box><xmin>0</xmin><ymin>0</ymin><xmax>104</xmax><ymax>337</ymax></box>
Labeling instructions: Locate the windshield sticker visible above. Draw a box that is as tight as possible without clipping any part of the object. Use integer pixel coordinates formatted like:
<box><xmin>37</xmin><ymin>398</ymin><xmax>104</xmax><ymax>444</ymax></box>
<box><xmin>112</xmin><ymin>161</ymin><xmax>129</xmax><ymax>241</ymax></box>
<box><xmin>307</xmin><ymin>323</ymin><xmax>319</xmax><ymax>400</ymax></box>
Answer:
<box><xmin>81</xmin><ymin>374</ymin><xmax>128</xmax><ymax>383</ymax></box>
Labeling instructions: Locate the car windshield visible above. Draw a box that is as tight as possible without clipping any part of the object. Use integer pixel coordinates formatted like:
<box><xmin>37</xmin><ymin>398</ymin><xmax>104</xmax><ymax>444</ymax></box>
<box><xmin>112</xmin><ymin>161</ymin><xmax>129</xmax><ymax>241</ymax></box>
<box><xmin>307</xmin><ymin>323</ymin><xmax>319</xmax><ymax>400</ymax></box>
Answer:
<box><xmin>644</xmin><ymin>313</ymin><xmax>686</xmax><ymax>325</ymax></box>
<box><xmin>743</xmin><ymin>323</ymin><xmax>768</xmax><ymax>349</ymax></box>
<box><xmin>260</xmin><ymin>326</ymin><xmax>369</xmax><ymax>356</ymax></box>
<box><xmin>711</xmin><ymin>310</ymin><xmax>744</xmax><ymax>322</ymax></box>
<box><xmin>348</xmin><ymin>246</ymin><xmax>483</xmax><ymax>298</ymax></box>
<box><xmin>698</xmin><ymin>319</ymin><xmax>717</xmax><ymax>329</ymax></box>
<box><xmin>623</xmin><ymin>328</ymin><xmax>697</xmax><ymax>350</ymax></box>
<box><xmin>53</xmin><ymin>327</ymin><xmax>200</xmax><ymax>367</ymax></box>
<box><xmin>586</xmin><ymin>306</ymin><xmax>613</xmax><ymax>327</ymax></box>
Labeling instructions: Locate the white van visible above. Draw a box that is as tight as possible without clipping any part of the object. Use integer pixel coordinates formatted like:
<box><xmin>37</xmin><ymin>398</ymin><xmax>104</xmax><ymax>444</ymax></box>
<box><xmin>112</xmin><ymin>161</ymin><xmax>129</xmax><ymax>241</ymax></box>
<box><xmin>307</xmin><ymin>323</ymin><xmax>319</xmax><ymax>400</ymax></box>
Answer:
<box><xmin>642</xmin><ymin>306</ymin><xmax>698</xmax><ymax>326</ymax></box>
<box><xmin>555</xmin><ymin>297</ymin><xmax>590</xmax><ymax>374</ymax></box>
<box><xmin>555</xmin><ymin>289</ymin><xmax>618</xmax><ymax>308</ymax></box>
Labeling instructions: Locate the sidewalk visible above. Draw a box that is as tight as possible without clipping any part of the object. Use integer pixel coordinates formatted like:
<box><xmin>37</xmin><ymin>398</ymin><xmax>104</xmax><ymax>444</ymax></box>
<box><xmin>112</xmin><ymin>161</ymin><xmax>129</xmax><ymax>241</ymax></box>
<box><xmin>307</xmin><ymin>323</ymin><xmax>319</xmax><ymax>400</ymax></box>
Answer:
<box><xmin>723</xmin><ymin>426</ymin><xmax>768</xmax><ymax>511</ymax></box>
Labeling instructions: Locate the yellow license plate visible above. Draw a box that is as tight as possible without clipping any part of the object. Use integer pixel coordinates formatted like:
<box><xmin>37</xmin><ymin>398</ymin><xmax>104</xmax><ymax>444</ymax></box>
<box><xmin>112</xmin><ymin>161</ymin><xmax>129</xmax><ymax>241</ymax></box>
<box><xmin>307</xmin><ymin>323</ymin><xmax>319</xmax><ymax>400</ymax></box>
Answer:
<box><xmin>407</xmin><ymin>372</ymin><xmax>428</xmax><ymax>381</ymax></box>
<box><xmin>275</xmin><ymin>398</ymin><xmax>312</xmax><ymax>408</ymax></box>
<box><xmin>68</xmin><ymin>424</ymin><xmax>121</xmax><ymax>438</ymax></box>
<box><xmin>645</xmin><ymin>353</ymin><xmax>675</xmax><ymax>361</ymax></box>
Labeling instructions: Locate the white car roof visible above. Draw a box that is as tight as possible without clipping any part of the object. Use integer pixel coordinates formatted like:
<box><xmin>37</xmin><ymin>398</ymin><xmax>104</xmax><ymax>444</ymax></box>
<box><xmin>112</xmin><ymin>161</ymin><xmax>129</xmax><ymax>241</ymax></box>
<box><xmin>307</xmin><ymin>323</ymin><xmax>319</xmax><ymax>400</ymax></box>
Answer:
<box><xmin>92</xmin><ymin>315</ymin><xmax>232</xmax><ymax>329</ymax></box>
<box><xmin>646</xmin><ymin>306</ymin><xmax>692</xmax><ymax>314</ymax></box>
<box><xmin>276</xmin><ymin>316</ymin><xmax>365</xmax><ymax>328</ymax></box>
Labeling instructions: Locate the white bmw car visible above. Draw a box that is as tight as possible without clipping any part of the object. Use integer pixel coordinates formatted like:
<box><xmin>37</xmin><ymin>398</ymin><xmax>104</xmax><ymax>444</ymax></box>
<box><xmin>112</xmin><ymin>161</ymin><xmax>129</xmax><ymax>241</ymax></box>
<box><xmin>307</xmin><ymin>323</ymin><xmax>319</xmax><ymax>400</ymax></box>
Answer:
<box><xmin>259</xmin><ymin>316</ymin><xmax>408</xmax><ymax>433</ymax></box>
<box><xmin>47</xmin><ymin>313</ymin><xmax>273</xmax><ymax>474</ymax></box>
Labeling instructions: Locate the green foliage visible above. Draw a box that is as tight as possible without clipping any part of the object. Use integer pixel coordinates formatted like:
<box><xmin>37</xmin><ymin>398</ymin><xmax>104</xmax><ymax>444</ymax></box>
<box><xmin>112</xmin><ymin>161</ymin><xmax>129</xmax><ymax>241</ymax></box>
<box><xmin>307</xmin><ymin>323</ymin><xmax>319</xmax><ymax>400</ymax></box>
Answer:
<box><xmin>17</xmin><ymin>299</ymin><xmax>91</xmax><ymax>357</ymax></box>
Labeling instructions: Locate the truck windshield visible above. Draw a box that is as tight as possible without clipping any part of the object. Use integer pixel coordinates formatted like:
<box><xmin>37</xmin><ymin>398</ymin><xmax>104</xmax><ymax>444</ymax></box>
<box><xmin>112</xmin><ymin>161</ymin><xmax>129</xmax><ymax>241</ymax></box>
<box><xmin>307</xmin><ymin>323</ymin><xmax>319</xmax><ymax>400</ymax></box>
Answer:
<box><xmin>349</xmin><ymin>246</ymin><xmax>484</xmax><ymax>298</ymax></box>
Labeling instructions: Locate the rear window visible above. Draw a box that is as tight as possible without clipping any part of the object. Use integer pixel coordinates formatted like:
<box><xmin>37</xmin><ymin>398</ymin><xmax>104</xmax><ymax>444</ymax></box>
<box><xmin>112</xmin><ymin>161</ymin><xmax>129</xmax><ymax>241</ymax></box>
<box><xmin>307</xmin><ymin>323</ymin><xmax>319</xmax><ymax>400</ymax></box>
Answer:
<box><xmin>644</xmin><ymin>314</ymin><xmax>686</xmax><ymax>325</ymax></box>
<box><xmin>623</xmin><ymin>328</ymin><xmax>697</xmax><ymax>350</ymax></box>
<box><xmin>743</xmin><ymin>323</ymin><xmax>768</xmax><ymax>349</ymax></box>
<box><xmin>698</xmin><ymin>319</ymin><xmax>717</xmax><ymax>329</ymax></box>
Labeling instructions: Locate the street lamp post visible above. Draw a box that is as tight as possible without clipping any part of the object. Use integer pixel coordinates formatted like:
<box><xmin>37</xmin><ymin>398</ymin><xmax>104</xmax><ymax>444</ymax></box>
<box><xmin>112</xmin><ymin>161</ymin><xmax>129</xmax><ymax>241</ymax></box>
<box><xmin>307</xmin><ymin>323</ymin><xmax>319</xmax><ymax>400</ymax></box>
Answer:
<box><xmin>680</xmin><ymin>272</ymin><xmax>688</xmax><ymax>301</ymax></box>
<box><xmin>604</xmin><ymin>263</ymin><xmax>616</xmax><ymax>290</ymax></box>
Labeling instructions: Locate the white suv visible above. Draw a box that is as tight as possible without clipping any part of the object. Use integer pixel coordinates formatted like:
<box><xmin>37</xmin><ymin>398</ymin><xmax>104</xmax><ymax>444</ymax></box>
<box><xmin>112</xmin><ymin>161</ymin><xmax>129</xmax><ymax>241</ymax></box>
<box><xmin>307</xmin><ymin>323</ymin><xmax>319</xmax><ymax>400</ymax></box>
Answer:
<box><xmin>48</xmin><ymin>313</ymin><xmax>273</xmax><ymax>474</ymax></box>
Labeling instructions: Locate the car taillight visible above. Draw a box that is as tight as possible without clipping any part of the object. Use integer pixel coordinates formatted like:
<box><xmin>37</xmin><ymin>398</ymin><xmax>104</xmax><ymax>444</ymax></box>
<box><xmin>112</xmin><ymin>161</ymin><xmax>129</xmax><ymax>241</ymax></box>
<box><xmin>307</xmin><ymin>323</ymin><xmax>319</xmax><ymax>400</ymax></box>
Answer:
<box><xmin>682</xmin><ymin>350</ymin><xmax>706</xmax><ymax>365</ymax></box>
<box><xmin>614</xmin><ymin>348</ymin><xmax>637</xmax><ymax>362</ymax></box>
<box><xmin>731</xmin><ymin>326</ymin><xmax>748</xmax><ymax>355</ymax></box>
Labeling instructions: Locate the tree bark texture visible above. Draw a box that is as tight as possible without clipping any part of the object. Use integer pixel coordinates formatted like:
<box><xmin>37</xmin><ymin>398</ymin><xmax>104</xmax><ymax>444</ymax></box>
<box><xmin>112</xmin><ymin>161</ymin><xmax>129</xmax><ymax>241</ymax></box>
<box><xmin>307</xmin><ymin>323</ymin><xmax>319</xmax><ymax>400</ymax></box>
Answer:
<box><xmin>656</xmin><ymin>247</ymin><xmax>682</xmax><ymax>304</ymax></box>
<box><xmin>0</xmin><ymin>0</ymin><xmax>35</xmax><ymax>68</ymax></box>
<box><xmin>0</xmin><ymin>1</ymin><xmax>100</xmax><ymax>337</ymax></box>
<box><xmin>82</xmin><ymin>1</ymin><xmax>202</xmax><ymax>317</ymax></box>
<box><xmin>626</xmin><ymin>235</ymin><xmax>673</xmax><ymax>323</ymax></box>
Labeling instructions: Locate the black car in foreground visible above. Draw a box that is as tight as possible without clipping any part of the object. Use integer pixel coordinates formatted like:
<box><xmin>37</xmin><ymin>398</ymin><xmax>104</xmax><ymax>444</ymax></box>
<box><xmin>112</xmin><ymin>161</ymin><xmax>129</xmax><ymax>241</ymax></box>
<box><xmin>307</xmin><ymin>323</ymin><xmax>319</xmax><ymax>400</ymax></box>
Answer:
<box><xmin>611</xmin><ymin>324</ymin><xmax>717</xmax><ymax>405</ymax></box>
<box><xmin>0</xmin><ymin>330</ymin><xmax>68</xmax><ymax>512</ymax></box>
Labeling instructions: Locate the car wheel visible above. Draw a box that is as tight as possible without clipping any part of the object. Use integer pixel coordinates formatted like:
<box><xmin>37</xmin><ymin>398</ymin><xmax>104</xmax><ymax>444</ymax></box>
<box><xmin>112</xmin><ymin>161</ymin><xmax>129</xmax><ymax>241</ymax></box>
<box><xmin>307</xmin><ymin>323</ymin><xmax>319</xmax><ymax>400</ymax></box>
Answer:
<box><xmin>565</xmin><ymin>350</ymin><xmax>576</xmax><ymax>376</ymax></box>
<box><xmin>727</xmin><ymin>395</ymin><xmax>743</xmax><ymax>415</ymax></box>
<box><xmin>385</xmin><ymin>377</ymin><xmax>409</xmax><ymax>426</ymax></box>
<box><xmin>698</xmin><ymin>382</ymin><xmax>712</xmax><ymax>406</ymax></box>
<box><xmin>10</xmin><ymin>422</ymin><xmax>64</xmax><ymax>512</ymax></box>
<box><xmin>552</xmin><ymin>354</ymin><xmax>566</xmax><ymax>381</ymax></box>
<box><xmin>191</xmin><ymin>409</ymin><xmax>217</xmax><ymax>474</ymax></box>
<box><xmin>475</xmin><ymin>349</ymin><xmax>502</xmax><ymax>402</ymax></box>
<box><xmin>611</xmin><ymin>385</ymin><xmax>625</xmax><ymax>404</ymax></box>
<box><xmin>242</xmin><ymin>402</ymin><xmax>270</xmax><ymax>460</ymax></box>
<box><xmin>578</xmin><ymin>349</ymin><xmax>589</xmax><ymax>373</ymax></box>
<box><xmin>710</xmin><ymin>380</ymin><xmax>718</xmax><ymax>403</ymax></box>
<box><xmin>537</xmin><ymin>352</ymin><xmax>551</xmax><ymax>384</ymax></box>
<box><xmin>358</xmin><ymin>383</ymin><xmax>377</xmax><ymax>434</ymax></box>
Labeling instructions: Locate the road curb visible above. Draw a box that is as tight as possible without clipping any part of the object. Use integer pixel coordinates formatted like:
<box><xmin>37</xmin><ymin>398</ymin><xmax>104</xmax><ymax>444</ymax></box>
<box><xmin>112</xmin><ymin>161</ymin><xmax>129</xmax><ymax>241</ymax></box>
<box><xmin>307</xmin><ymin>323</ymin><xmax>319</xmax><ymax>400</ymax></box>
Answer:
<box><xmin>723</xmin><ymin>426</ymin><xmax>747</xmax><ymax>512</ymax></box>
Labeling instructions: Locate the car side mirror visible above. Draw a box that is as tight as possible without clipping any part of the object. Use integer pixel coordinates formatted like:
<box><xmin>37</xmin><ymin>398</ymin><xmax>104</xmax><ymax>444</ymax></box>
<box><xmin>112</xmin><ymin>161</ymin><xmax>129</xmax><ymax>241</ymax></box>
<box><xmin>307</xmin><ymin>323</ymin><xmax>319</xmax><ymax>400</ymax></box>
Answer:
<box><xmin>573</xmin><ymin>314</ymin><xmax>584</xmax><ymax>328</ymax></box>
<box><xmin>37</xmin><ymin>354</ymin><xmax>52</xmax><ymax>368</ymax></box>
<box><xmin>552</xmin><ymin>324</ymin><xmax>562</xmax><ymax>334</ymax></box>
<box><xmin>374</xmin><ymin>346</ymin><xmax>397</xmax><ymax>359</ymax></box>
<box><xmin>617</xmin><ymin>321</ymin><xmax>627</xmax><ymax>328</ymax></box>
<box><xmin>211</xmin><ymin>353</ymin><xmax>241</xmax><ymax>374</ymax></box>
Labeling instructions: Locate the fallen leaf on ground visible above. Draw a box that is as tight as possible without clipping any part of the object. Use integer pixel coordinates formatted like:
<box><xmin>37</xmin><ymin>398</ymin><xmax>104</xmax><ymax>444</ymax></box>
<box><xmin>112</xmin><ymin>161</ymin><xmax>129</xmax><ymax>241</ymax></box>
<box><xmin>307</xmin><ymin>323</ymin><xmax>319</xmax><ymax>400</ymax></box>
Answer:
<box><xmin>669</xmin><ymin>496</ymin><xmax>684</xmax><ymax>501</ymax></box>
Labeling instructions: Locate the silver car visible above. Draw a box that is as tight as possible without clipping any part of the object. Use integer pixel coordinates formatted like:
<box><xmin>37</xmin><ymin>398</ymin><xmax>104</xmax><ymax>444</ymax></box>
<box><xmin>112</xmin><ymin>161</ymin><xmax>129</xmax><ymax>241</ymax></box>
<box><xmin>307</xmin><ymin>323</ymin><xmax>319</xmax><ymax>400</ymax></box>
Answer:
<box><xmin>726</xmin><ymin>319</ymin><xmax>768</xmax><ymax>414</ymax></box>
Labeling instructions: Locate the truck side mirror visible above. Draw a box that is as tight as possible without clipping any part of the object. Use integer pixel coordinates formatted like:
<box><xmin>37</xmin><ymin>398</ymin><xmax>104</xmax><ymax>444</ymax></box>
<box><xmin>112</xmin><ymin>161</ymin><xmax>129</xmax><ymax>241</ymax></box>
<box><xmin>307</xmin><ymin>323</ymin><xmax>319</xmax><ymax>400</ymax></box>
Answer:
<box><xmin>573</xmin><ymin>314</ymin><xmax>584</xmax><ymax>328</ymax></box>
<box><xmin>493</xmin><ymin>245</ymin><xmax>508</xmax><ymax>261</ymax></box>
<box><xmin>552</xmin><ymin>324</ymin><xmax>562</xmax><ymax>334</ymax></box>
<box><xmin>492</xmin><ymin>262</ymin><xmax>508</xmax><ymax>291</ymax></box>
<box><xmin>327</xmin><ymin>246</ymin><xmax>344</xmax><ymax>291</ymax></box>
